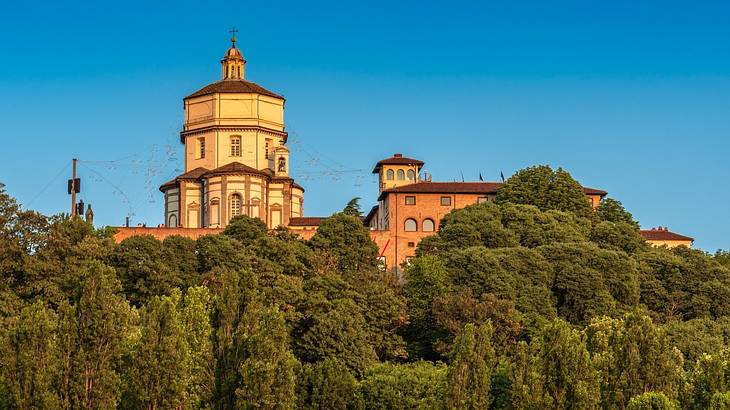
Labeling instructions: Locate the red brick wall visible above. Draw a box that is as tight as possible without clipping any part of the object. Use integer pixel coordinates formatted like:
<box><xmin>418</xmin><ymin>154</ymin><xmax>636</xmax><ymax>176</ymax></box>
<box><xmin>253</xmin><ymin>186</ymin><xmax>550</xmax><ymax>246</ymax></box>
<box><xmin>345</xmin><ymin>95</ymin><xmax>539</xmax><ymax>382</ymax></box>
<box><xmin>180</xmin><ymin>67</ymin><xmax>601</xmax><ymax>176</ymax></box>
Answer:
<box><xmin>113</xmin><ymin>227</ymin><xmax>224</xmax><ymax>242</ymax></box>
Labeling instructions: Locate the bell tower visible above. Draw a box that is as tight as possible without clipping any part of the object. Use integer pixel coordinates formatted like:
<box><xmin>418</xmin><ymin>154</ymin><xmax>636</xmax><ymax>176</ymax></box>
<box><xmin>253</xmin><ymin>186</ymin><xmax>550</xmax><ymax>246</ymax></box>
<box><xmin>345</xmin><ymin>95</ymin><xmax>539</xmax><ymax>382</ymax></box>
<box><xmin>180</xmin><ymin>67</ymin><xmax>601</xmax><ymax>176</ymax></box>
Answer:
<box><xmin>221</xmin><ymin>28</ymin><xmax>246</xmax><ymax>80</ymax></box>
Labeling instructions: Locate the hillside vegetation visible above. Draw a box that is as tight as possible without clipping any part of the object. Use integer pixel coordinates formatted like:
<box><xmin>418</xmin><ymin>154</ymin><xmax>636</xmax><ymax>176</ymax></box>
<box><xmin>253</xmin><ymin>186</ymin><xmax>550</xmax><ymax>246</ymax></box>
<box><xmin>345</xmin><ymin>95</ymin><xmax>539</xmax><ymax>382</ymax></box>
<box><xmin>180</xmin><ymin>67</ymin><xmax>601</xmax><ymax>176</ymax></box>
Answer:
<box><xmin>1</xmin><ymin>166</ymin><xmax>730</xmax><ymax>409</ymax></box>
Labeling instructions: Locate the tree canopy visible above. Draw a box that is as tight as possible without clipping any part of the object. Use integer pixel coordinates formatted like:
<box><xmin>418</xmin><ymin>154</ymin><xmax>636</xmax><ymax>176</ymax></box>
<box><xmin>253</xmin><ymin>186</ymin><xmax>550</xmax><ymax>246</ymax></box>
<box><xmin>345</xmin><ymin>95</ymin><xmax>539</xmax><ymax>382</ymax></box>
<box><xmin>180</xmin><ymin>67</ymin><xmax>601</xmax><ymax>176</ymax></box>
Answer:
<box><xmin>0</xmin><ymin>164</ymin><xmax>727</xmax><ymax>408</ymax></box>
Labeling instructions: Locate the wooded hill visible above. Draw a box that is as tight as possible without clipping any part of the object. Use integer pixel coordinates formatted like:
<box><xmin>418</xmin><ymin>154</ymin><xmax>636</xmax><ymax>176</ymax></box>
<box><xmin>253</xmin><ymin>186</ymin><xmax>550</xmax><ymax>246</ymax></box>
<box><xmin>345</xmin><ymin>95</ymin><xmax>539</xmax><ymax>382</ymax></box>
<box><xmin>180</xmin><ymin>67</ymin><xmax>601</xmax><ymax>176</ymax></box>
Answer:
<box><xmin>1</xmin><ymin>165</ymin><xmax>730</xmax><ymax>409</ymax></box>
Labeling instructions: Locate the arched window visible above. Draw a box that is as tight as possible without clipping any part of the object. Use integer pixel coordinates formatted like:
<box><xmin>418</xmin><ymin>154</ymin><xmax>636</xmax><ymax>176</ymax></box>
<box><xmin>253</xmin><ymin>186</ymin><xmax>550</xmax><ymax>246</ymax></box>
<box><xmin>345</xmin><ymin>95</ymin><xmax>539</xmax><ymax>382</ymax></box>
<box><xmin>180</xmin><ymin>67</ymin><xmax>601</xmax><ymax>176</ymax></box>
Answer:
<box><xmin>397</xmin><ymin>169</ymin><xmax>405</xmax><ymax>180</ymax></box>
<box><xmin>404</xmin><ymin>218</ymin><xmax>417</xmax><ymax>232</ymax></box>
<box><xmin>168</xmin><ymin>214</ymin><xmax>177</xmax><ymax>228</ymax></box>
<box><xmin>230</xmin><ymin>136</ymin><xmax>241</xmax><ymax>157</ymax></box>
<box><xmin>386</xmin><ymin>169</ymin><xmax>394</xmax><ymax>180</ymax></box>
<box><xmin>231</xmin><ymin>194</ymin><xmax>242</xmax><ymax>217</ymax></box>
<box><xmin>237</xmin><ymin>66</ymin><xmax>241</xmax><ymax>78</ymax></box>
<box><xmin>407</xmin><ymin>169</ymin><xmax>415</xmax><ymax>180</ymax></box>
<box><xmin>422</xmin><ymin>219</ymin><xmax>435</xmax><ymax>232</ymax></box>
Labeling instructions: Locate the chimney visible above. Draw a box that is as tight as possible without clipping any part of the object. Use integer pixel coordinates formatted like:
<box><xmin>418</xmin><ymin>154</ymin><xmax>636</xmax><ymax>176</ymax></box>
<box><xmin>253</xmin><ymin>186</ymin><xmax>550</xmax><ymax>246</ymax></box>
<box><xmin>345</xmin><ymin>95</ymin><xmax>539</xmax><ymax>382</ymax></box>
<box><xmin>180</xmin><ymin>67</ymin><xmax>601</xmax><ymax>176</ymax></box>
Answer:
<box><xmin>394</xmin><ymin>153</ymin><xmax>402</xmax><ymax>158</ymax></box>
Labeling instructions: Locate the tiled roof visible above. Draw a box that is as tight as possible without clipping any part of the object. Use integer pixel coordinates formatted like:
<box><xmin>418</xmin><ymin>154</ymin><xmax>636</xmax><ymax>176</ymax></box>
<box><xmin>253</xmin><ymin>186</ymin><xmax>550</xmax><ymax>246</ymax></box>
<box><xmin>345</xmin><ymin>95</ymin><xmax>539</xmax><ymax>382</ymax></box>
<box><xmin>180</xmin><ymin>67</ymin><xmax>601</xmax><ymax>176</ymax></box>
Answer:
<box><xmin>186</xmin><ymin>79</ymin><xmax>284</xmax><ymax>100</ymax></box>
<box><xmin>203</xmin><ymin>162</ymin><xmax>273</xmax><ymax>177</ymax></box>
<box><xmin>372</xmin><ymin>154</ymin><xmax>425</xmax><ymax>173</ymax></box>
<box><xmin>288</xmin><ymin>217</ymin><xmax>327</xmax><ymax>227</ymax></box>
<box><xmin>640</xmin><ymin>228</ymin><xmax>694</xmax><ymax>242</ymax></box>
<box><xmin>377</xmin><ymin>181</ymin><xmax>607</xmax><ymax>201</ymax></box>
<box><xmin>159</xmin><ymin>167</ymin><xmax>209</xmax><ymax>191</ymax></box>
<box><xmin>177</xmin><ymin>167</ymin><xmax>210</xmax><ymax>180</ymax></box>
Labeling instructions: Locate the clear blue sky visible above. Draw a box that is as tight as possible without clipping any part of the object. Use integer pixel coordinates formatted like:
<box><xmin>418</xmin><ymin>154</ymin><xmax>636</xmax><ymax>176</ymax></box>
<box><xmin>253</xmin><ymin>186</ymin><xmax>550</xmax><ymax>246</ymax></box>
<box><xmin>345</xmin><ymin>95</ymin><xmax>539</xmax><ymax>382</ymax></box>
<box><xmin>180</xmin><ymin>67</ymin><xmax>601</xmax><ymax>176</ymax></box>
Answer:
<box><xmin>1</xmin><ymin>0</ymin><xmax>728</xmax><ymax>251</ymax></box>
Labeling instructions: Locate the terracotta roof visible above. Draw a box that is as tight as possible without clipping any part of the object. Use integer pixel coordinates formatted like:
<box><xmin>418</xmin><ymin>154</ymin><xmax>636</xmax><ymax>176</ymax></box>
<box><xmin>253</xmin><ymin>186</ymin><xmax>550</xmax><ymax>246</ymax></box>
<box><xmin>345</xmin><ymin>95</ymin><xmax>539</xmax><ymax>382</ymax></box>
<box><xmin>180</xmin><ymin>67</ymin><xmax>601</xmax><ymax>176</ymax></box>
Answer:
<box><xmin>186</xmin><ymin>79</ymin><xmax>284</xmax><ymax>100</ymax></box>
<box><xmin>177</xmin><ymin>167</ymin><xmax>209</xmax><ymax>180</ymax></box>
<box><xmin>377</xmin><ymin>181</ymin><xmax>607</xmax><ymax>201</ymax></box>
<box><xmin>372</xmin><ymin>153</ymin><xmax>425</xmax><ymax>173</ymax></box>
<box><xmin>640</xmin><ymin>228</ymin><xmax>694</xmax><ymax>242</ymax></box>
<box><xmin>159</xmin><ymin>167</ymin><xmax>210</xmax><ymax>191</ymax></box>
<box><xmin>582</xmin><ymin>187</ymin><xmax>608</xmax><ymax>195</ymax></box>
<box><xmin>288</xmin><ymin>217</ymin><xmax>327</xmax><ymax>227</ymax></box>
<box><xmin>203</xmin><ymin>162</ymin><xmax>273</xmax><ymax>178</ymax></box>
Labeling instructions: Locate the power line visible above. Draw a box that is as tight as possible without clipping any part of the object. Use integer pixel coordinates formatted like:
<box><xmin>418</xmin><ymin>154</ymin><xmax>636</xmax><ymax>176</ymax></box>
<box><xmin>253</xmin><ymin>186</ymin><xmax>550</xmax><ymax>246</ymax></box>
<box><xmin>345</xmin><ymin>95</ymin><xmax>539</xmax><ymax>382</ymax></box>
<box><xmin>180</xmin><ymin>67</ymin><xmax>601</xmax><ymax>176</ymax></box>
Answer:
<box><xmin>26</xmin><ymin>162</ymin><xmax>71</xmax><ymax>208</ymax></box>
<box><xmin>78</xmin><ymin>162</ymin><xmax>135</xmax><ymax>218</ymax></box>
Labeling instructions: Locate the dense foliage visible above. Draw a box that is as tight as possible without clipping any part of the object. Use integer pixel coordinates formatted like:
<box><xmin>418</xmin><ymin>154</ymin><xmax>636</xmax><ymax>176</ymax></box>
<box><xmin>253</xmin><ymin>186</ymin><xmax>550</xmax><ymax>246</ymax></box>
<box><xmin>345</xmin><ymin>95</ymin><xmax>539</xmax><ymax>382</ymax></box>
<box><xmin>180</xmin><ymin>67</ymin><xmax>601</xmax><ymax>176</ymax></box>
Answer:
<box><xmin>0</xmin><ymin>166</ymin><xmax>728</xmax><ymax>408</ymax></box>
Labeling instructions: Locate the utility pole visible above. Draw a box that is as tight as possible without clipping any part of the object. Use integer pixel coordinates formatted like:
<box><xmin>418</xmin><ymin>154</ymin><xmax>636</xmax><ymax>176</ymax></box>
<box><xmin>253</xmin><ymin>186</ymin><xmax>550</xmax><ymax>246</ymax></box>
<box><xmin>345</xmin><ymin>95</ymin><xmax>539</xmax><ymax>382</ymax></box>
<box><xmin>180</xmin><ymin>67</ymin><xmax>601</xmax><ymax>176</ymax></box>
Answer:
<box><xmin>68</xmin><ymin>158</ymin><xmax>79</xmax><ymax>219</ymax></box>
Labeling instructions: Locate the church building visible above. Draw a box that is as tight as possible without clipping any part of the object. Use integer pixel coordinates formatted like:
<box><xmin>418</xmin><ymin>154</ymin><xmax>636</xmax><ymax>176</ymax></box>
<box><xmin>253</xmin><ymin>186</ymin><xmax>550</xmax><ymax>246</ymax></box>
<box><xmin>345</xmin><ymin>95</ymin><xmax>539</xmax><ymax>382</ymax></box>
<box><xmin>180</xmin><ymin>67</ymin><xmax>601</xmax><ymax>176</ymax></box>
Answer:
<box><xmin>112</xmin><ymin>36</ymin><xmax>695</xmax><ymax>271</ymax></box>
<box><xmin>159</xmin><ymin>34</ymin><xmax>304</xmax><ymax>229</ymax></box>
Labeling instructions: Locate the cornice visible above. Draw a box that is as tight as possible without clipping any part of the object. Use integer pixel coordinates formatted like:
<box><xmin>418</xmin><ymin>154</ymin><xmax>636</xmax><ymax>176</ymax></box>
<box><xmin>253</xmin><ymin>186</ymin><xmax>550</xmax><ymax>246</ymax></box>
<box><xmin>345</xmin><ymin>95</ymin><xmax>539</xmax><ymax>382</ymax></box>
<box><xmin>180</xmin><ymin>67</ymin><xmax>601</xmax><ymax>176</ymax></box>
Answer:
<box><xmin>180</xmin><ymin>125</ymin><xmax>288</xmax><ymax>142</ymax></box>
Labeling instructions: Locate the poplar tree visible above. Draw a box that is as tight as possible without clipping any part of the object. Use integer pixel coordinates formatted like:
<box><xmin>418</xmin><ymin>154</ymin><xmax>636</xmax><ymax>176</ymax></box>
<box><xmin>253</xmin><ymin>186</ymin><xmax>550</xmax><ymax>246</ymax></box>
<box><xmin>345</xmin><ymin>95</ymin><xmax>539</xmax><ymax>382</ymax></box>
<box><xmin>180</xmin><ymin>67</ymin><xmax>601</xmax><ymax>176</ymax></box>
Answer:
<box><xmin>235</xmin><ymin>304</ymin><xmax>299</xmax><ymax>410</ymax></box>
<box><xmin>182</xmin><ymin>286</ymin><xmax>215</xmax><ymax>409</ymax></box>
<box><xmin>0</xmin><ymin>301</ymin><xmax>60</xmax><ymax>409</ymax></box>
<box><xmin>510</xmin><ymin>318</ymin><xmax>600</xmax><ymax>409</ymax></box>
<box><xmin>57</xmin><ymin>261</ymin><xmax>133</xmax><ymax>409</ymax></box>
<box><xmin>586</xmin><ymin>310</ymin><xmax>684</xmax><ymax>408</ymax></box>
<box><xmin>446</xmin><ymin>322</ymin><xmax>496</xmax><ymax>409</ymax></box>
<box><xmin>125</xmin><ymin>290</ymin><xmax>190</xmax><ymax>410</ymax></box>
<box><xmin>211</xmin><ymin>266</ymin><xmax>258</xmax><ymax>408</ymax></box>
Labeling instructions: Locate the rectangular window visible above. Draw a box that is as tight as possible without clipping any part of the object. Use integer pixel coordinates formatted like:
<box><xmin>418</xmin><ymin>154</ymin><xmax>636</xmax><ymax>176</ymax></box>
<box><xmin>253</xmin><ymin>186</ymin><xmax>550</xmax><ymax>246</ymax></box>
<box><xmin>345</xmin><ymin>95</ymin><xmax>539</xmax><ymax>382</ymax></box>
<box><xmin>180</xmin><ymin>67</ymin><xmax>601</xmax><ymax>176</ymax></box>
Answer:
<box><xmin>477</xmin><ymin>196</ymin><xmax>489</xmax><ymax>204</ymax></box>
<box><xmin>441</xmin><ymin>196</ymin><xmax>452</xmax><ymax>206</ymax></box>
<box><xmin>231</xmin><ymin>137</ymin><xmax>241</xmax><ymax>157</ymax></box>
<box><xmin>405</xmin><ymin>196</ymin><xmax>416</xmax><ymax>205</ymax></box>
<box><xmin>198</xmin><ymin>138</ymin><xmax>206</xmax><ymax>159</ymax></box>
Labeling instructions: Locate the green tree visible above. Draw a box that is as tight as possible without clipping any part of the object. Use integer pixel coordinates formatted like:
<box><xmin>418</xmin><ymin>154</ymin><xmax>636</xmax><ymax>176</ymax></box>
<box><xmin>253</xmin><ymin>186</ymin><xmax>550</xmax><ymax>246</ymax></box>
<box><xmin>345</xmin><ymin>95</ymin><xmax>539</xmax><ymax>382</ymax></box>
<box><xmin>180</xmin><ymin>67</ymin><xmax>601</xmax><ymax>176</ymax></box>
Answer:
<box><xmin>196</xmin><ymin>234</ymin><xmax>250</xmax><ymax>273</ymax></box>
<box><xmin>433</xmin><ymin>291</ymin><xmax>523</xmax><ymax>356</ymax></box>
<box><xmin>235</xmin><ymin>305</ymin><xmax>299</xmax><ymax>410</ymax></box>
<box><xmin>627</xmin><ymin>392</ymin><xmax>679</xmax><ymax>410</ymax></box>
<box><xmin>56</xmin><ymin>261</ymin><xmax>133</xmax><ymax>409</ymax></box>
<box><xmin>210</xmin><ymin>267</ymin><xmax>259</xmax><ymax>409</ymax></box>
<box><xmin>510</xmin><ymin>318</ymin><xmax>600</xmax><ymax>409</ymax></box>
<box><xmin>586</xmin><ymin>311</ymin><xmax>684</xmax><ymax>408</ymax></box>
<box><xmin>446</xmin><ymin>322</ymin><xmax>495</xmax><ymax>409</ymax></box>
<box><xmin>597</xmin><ymin>197</ymin><xmax>639</xmax><ymax>228</ymax></box>
<box><xmin>109</xmin><ymin>235</ymin><xmax>179</xmax><ymax>306</ymax></box>
<box><xmin>711</xmin><ymin>392</ymin><xmax>730</xmax><ymax>410</ymax></box>
<box><xmin>309</xmin><ymin>214</ymin><xmax>378</xmax><ymax>275</ymax></box>
<box><xmin>360</xmin><ymin>361</ymin><xmax>447</xmax><ymax>410</ymax></box>
<box><xmin>124</xmin><ymin>290</ymin><xmax>190</xmax><ymax>409</ymax></box>
<box><xmin>716</xmin><ymin>250</ymin><xmax>730</xmax><ymax>270</ymax></box>
<box><xmin>590</xmin><ymin>221</ymin><xmax>647</xmax><ymax>254</ymax></box>
<box><xmin>223</xmin><ymin>215</ymin><xmax>268</xmax><ymax>246</ymax></box>
<box><xmin>402</xmin><ymin>256</ymin><xmax>451</xmax><ymax>359</ymax></box>
<box><xmin>663</xmin><ymin>318</ymin><xmax>730</xmax><ymax>370</ymax></box>
<box><xmin>162</xmin><ymin>235</ymin><xmax>201</xmax><ymax>289</ymax></box>
<box><xmin>297</xmin><ymin>358</ymin><xmax>362</xmax><ymax>410</ymax></box>
<box><xmin>0</xmin><ymin>301</ymin><xmax>60</xmax><ymax>409</ymax></box>
<box><xmin>297</xmin><ymin>298</ymin><xmax>377</xmax><ymax>376</ymax></box>
<box><xmin>685</xmin><ymin>350</ymin><xmax>730</xmax><ymax>410</ymax></box>
<box><xmin>342</xmin><ymin>197</ymin><xmax>363</xmax><ymax>217</ymax></box>
<box><xmin>495</xmin><ymin>165</ymin><xmax>593</xmax><ymax>218</ymax></box>
<box><xmin>182</xmin><ymin>286</ymin><xmax>215</xmax><ymax>409</ymax></box>
<box><xmin>539</xmin><ymin>242</ymin><xmax>640</xmax><ymax>325</ymax></box>
<box><xmin>636</xmin><ymin>247</ymin><xmax>730</xmax><ymax>320</ymax></box>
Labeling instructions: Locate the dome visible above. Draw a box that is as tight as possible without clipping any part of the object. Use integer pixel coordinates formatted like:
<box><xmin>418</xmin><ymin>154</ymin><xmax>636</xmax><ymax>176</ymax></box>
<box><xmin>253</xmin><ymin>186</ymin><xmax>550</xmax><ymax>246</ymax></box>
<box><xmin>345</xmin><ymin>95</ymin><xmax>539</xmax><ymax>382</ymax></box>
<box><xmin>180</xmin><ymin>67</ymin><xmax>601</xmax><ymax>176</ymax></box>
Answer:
<box><xmin>225</xmin><ymin>45</ymin><xmax>244</xmax><ymax>60</ymax></box>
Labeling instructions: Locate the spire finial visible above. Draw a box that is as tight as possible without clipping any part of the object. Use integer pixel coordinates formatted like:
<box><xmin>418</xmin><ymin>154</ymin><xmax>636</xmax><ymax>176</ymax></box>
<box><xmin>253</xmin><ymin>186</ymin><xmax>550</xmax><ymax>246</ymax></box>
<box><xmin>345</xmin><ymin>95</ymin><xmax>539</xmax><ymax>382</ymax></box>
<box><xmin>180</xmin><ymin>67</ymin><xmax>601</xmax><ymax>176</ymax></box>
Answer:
<box><xmin>229</xmin><ymin>27</ymin><xmax>239</xmax><ymax>46</ymax></box>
